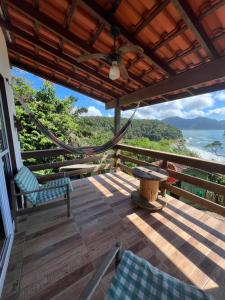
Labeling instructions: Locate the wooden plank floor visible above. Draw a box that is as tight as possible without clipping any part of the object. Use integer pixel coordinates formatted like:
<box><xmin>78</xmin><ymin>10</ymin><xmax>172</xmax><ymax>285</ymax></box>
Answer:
<box><xmin>2</xmin><ymin>171</ymin><xmax>225</xmax><ymax>300</ymax></box>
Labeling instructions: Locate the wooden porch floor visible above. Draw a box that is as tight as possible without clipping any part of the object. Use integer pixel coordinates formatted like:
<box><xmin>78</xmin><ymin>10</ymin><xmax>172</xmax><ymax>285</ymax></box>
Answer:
<box><xmin>2</xmin><ymin>171</ymin><xmax>225</xmax><ymax>300</ymax></box>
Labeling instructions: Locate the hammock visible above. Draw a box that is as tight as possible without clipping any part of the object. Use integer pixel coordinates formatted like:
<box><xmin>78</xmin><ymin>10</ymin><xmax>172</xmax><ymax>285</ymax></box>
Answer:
<box><xmin>17</xmin><ymin>97</ymin><xmax>138</xmax><ymax>155</ymax></box>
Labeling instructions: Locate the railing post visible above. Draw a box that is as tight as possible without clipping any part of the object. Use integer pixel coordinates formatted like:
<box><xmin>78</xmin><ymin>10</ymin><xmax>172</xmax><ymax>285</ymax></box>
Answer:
<box><xmin>114</xmin><ymin>146</ymin><xmax>121</xmax><ymax>172</ymax></box>
<box><xmin>114</xmin><ymin>100</ymin><xmax>121</xmax><ymax>172</ymax></box>
<box><xmin>160</xmin><ymin>160</ymin><xmax>167</xmax><ymax>197</ymax></box>
<box><xmin>161</xmin><ymin>160</ymin><xmax>167</xmax><ymax>169</ymax></box>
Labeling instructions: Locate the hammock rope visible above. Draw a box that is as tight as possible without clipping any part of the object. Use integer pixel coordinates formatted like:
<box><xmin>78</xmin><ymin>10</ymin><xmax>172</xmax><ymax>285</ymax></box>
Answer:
<box><xmin>16</xmin><ymin>96</ymin><xmax>139</xmax><ymax>156</ymax></box>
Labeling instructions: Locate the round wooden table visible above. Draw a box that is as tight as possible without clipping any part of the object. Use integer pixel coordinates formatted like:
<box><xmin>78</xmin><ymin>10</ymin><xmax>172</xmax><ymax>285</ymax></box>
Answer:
<box><xmin>131</xmin><ymin>166</ymin><xmax>168</xmax><ymax>212</ymax></box>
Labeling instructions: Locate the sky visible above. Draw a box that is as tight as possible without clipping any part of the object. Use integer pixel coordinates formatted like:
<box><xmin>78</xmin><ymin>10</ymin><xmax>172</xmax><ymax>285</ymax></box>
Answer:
<box><xmin>12</xmin><ymin>67</ymin><xmax>225</xmax><ymax>120</ymax></box>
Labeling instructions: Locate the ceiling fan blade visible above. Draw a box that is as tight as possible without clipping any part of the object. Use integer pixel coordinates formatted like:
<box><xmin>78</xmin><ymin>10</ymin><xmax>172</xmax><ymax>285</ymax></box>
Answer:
<box><xmin>118</xmin><ymin>61</ymin><xmax>129</xmax><ymax>80</ymax></box>
<box><xmin>77</xmin><ymin>53</ymin><xmax>107</xmax><ymax>63</ymax></box>
<box><xmin>118</xmin><ymin>44</ymin><xmax>144</xmax><ymax>54</ymax></box>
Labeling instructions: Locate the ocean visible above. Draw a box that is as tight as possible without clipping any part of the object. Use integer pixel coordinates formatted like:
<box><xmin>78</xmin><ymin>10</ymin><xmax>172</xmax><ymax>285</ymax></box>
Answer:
<box><xmin>182</xmin><ymin>130</ymin><xmax>225</xmax><ymax>161</ymax></box>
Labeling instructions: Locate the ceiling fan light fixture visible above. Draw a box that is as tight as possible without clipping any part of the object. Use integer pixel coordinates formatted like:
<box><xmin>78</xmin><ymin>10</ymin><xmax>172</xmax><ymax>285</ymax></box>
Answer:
<box><xmin>109</xmin><ymin>61</ymin><xmax>120</xmax><ymax>80</ymax></box>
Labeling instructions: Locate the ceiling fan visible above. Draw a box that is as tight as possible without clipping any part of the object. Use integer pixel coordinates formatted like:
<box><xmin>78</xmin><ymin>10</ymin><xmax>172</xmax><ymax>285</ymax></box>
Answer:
<box><xmin>77</xmin><ymin>24</ymin><xmax>143</xmax><ymax>81</ymax></box>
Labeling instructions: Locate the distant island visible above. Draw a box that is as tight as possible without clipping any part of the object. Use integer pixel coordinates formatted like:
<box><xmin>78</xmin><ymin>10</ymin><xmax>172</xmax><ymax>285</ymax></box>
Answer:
<box><xmin>163</xmin><ymin>117</ymin><xmax>225</xmax><ymax>130</ymax></box>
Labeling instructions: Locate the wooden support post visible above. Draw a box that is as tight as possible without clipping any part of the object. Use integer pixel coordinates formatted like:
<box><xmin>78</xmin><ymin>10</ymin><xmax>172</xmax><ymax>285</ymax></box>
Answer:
<box><xmin>114</xmin><ymin>100</ymin><xmax>121</xmax><ymax>135</ymax></box>
<box><xmin>114</xmin><ymin>100</ymin><xmax>121</xmax><ymax>172</ymax></box>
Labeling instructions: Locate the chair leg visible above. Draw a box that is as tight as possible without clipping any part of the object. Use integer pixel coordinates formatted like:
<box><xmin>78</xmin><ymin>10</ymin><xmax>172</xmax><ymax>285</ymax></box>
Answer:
<box><xmin>66</xmin><ymin>184</ymin><xmax>71</xmax><ymax>217</ymax></box>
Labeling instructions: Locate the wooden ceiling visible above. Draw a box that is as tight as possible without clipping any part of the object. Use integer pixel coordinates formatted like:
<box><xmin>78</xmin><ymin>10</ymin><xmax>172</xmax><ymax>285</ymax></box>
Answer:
<box><xmin>1</xmin><ymin>0</ymin><xmax>225</xmax><ymax>110</ymax></box>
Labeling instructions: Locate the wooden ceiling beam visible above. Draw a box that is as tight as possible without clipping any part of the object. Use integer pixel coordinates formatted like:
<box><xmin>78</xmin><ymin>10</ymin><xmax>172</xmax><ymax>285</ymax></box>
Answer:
<box><xmin>90</xmin><ymin>1</ymin><xmax>121</xmax><ymax>48</ymax></box>
<box><xmin>151</xmin><ymin>22</ymin><xmax>187</xmax><ymax>52</ymax></box>
<box><xmin>172</xmin><ymin>0</ymin><xmax>218</xmax><ymax>58</ymax></box>
<box><xmin>122</xmin><ymin>81</ymin><xmax>225</xmax><ymax>110</ymax></box>
<box><xmin>111</xmin><ymin>0</ymin><xmax>122</xmax><ymax>14</ymax></box>
<box><xmin>199</xmin><ymin>0</ymin><xmax>225</xmax><ymax>19</ymax></box>
<box><xmin>89</xmin><ymin>23</ymin><xmax>104</xmax><ymax>46</ymax></box>
<box><xmin>150</xmin><ymin>2</ymin><xmax>224</xmax><ymax>53</ymax></box>
<box><xmin>5</xmin><ymin>0</ymin><xmax>146</xmax><ymax>88</ymax></box>
<box><xmin>81</xmin><ymin>0</ymin><xmax>175</xmax><ymax>75</ymax></box>
<box><xmin>0</xmin><ymin>17</ymin><xmax>130</xmax><ymax>94</ymax></box>
<box><xmin>106</xmin><ymin>55</ymin><xmax>225</xmax><ymax>108</ymax></box>
<box><xmin>8</xmin><ymin>45</ymin><xmax>119</xmax><ymax>99</ymax></box>
<box><xmin>134</xmin><ymin>0</ymin><xmax>170</xmax><ymax>35</ymax></box>
<box><xmin>11</xmin><ymin>59</ymin><xmax>109</xmax><ymax>103</ymax></box>
<box><xmin>64</xmin><ymin>0</ymin><xmax>79</xmax><ymax>29</ymax></box>
<box><xmin>167</xmin><ymin>42</ymin><xmax>201</xmax><ymax>64</ymax></box>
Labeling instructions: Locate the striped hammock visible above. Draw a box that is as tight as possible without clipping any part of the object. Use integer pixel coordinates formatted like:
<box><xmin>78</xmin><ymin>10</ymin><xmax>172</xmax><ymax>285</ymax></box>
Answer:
<box><xmin>17</xmin><ymin>97</ymin><xmax>138</xmax><ymax>156</ymax></box>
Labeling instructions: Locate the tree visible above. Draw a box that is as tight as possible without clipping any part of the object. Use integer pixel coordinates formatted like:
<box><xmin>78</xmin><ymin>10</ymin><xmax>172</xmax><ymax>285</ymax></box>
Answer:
<box><xmin>12</xmin><ymin>77</ymin><xmax>89</xmax><ymax>170</ymax></box>
<box><xmin>204</xmin><ymin>141</ymin><xmax>225</xmax><ymax>158</ymax></box>
<box><xmin>13</xmin><ymin>77</ymin><xmax>87</xmax><ymax>152</ymax></box>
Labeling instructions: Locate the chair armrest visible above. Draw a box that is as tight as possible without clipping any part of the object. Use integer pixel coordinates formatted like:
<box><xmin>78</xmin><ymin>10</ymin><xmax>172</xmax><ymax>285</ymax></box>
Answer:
<box><xmin>15</xmin><ymin>183</ymin><xmax>69</xmax><ymax>197</ymax></box>
<box><xmin>79</xmin><ymin>243</ymin><xmax>121</xmax><ymax>300</ymax></box>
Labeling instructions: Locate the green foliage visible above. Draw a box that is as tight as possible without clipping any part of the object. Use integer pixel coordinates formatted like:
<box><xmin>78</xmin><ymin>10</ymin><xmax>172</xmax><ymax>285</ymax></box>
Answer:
<box><xmin>124</xmin><ymin>137</ymin><xmax>195</xmax><ymax>156</ymax></box>
<box><xmin>13</xmin><ymin>76</ymin><xmax>195</xmax><ymax>173</ymax></box>
<box><xmin>205</xmin><ymin>140</ymin><xmax>224</xmax><ymax>156</ymax></box>
<box><xmin>13</xmin><ymin>77</ymin><xmax>87</xmax><ymax>152</ymax></box>
<box><xmin>77</xmin><ymin>116</ymin><xmax>182</xmax><ymax>144</ymax></box>
<box><xmin>120</xmin><ymin>137</ymin><xmax>197</xmax><ymax>167</ymax></box>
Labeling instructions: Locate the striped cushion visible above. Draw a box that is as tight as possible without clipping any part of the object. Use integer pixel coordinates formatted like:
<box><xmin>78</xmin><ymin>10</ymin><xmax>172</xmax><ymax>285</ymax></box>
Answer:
<box><xmin>36</xmin><ymin>177</ymin><xmax>73</xmax><ymax>204</ymax></box>
<box><xmin>14</xmin><ymin>166</ymin><xmax>39</xmax><ymax>206</ymax></box>
<box><xmin>106</xmin><ymin>251</ymin><xmax>212</xmax><ymax>300</ymax></box>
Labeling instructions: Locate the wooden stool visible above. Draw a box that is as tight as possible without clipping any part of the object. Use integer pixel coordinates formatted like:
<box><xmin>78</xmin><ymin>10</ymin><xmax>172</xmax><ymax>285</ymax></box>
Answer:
<box><xmin>131</xmin><ymin>166</ymin><xmax>168</xmax><ymax>212</ymax></box>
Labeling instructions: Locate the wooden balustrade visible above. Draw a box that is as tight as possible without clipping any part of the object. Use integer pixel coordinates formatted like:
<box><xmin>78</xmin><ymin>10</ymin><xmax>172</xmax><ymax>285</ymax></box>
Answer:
<box><xmin>21</xmin><ymin>148</ymin><xmax>71</xmax><ymax>159</ymax></box>
<box><xmin>21</xmin><ymin>144</ymin><xmax>225</xmax><ymax>216</ymax></box>
<box><xmin>21</xmin><ymin>148</ymin><xmax>115</xmax><ymax>180</ymax></box>
<box><xmin>37</xmin><ymin>163</ymin><xmax>114</xmax><ymax>182</ymax></box>
<box><xmin>28</xmin><ymin>153</ymin><xmax>114</xmax><ymax>171</ymax></box>
<box><xmin>116</xmin><ymin>144</ymin><xmax>225</xmax><ymax>175</ymax></box>
<box><xmin>115</xmin><ymin>144</ymin><xmax>225</xmax><ymax>217</ymax></box>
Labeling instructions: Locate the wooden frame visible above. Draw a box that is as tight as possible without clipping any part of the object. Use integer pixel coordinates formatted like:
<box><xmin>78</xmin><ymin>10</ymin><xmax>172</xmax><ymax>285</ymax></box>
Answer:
<box><xmin>114</xmin><ymin>100</ymin><xmax>121</xmax><ymax>171</ymax></box>
<box><xmin>79</xmin><ymin>243</ymin><xmax>122</xmax><ymax>300</ymax></box>
<box><xmin>116</xmin><ymin>144</ymin><xmax>225</xmax><ymax>175</ymax></box>
<box><xmin>10</xmin><ymin>179</ymin><xmax>71</xmax><ymax>231</ymax></box>
<box><xmin>106</xmin><ymin>55</ymin><xmax>225</xmax><ymax>108</ymax></box>
<box><xmin>27</xmin><ymin>154</ymin><xmax>114</xmax><ymax>172</ymax></box>
<box><xmin>171</xmin><ymin>0</ymin><xmax>218</xmax><ymax>58</ymax></box>
<box><xmin>2</xmin><ymin>0</ymin><xmax>225</xmax><ymax>110</ymax></box>
<box><xmin>115</xmin><ymin>144</ymin><xmax>225</xmax><ymax>217</ymax></box>
<box><xmin>4</xmin><ymin>0</ymin><xmax>146</xmax><ymax>88</ymax></box>
<box><xmin>0</xmin><ymin>74</ymin><xmax>17</xmax><ymax>174</ymax></box>
<box><xmin>81</xmin><ymin>0</ymin><xmax>174</xmax><ymax>75</ymax></box>
<box><xmin>20</xmin><ymin>149</ymin><xmax>115</xmax><ymax>181</ymax></box>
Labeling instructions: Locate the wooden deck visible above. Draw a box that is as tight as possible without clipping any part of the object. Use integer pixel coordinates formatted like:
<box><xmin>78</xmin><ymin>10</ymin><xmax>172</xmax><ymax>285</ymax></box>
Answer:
<box><xmin>2</xmin><ymin>171</ymin><xmax>225</xmax><ymax>300</ymax></box>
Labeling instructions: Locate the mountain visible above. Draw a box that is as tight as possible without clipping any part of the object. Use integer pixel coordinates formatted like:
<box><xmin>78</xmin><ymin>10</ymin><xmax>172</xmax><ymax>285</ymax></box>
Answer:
<box><xmin>78</xmin><ymin>116</ymin><xmax>182</xmax><ymax>141</ymax></box>
<box><xmin>162</xmin><ymin>117</ymin><xmax>225</xmax><ymax>130</ymax></box>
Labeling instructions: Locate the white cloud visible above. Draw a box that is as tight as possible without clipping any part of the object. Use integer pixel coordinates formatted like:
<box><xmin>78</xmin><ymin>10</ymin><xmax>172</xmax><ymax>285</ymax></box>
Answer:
<box><xmin>81</xmin><ymin>106</ymin><xmax>102</xmax><ymax>116</ymax></box>
<box><xmin>121</xmin><ymin>93</ymin><xmax>215</xmax><ymax>120</ymax></box>
<box><xmin>180</xmin><ymin>93</ymin><xmax>214</xmax><ymax>110</ymax></box>
<box><xmin>216</xmin><ymin>92</ymin><xmax>225</xmax><ymax>101</ymax></box>
<box><xmin>208</xmin><ymin>107</ymin><xmax>225</xmax><ymax>116</ymax></box>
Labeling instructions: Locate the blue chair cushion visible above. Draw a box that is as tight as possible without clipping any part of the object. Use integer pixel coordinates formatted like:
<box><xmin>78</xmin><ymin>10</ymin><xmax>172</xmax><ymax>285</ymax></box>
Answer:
<box><xmin>14</xmin><ymin>166</ymin><xmax>39</xmax><ymax>206</ymax></box>
<box><xmin>105</xmin><ymin>250</ymin><xmax>212</xmax><ymax>300</ymax></box>
<box><xmin>36</xmin><ymin>177</ymin><xmax>73</xmax><ymax>205</ymax></box>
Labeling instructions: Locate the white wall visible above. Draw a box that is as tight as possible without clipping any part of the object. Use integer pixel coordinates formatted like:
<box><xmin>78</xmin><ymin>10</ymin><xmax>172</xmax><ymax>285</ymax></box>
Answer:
<box><xmin>0</xmin><ymin>28</ymin><xmax>22</xmax><ymax>169</ymax></box>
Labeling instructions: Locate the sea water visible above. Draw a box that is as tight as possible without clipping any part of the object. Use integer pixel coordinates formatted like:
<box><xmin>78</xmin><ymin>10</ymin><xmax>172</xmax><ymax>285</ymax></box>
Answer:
<box><xmin>182</xmin><ymin>130</ymin><xmax>225</xmax><ymax>161</ymax></box>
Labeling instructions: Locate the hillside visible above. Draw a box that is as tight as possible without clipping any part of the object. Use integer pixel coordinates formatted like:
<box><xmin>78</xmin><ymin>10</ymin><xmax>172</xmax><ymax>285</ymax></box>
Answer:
<box><xmin>78</xmin><ymin>116</ymin><xmax>182</xmax><ymax>142</ymax></box>
<box><xmin>163</xmin><ymin>117</ymin><xmax>225</xmax><ymax>130</ymax></box>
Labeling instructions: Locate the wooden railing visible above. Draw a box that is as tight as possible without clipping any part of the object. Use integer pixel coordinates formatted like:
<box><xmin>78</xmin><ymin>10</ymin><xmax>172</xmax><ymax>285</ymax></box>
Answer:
<box><xmin>21</xmin><ymin>144</ymin><xmax>225</xmax><ymax>217</ymax></box>
<box><xmin>21</xmin><ymin>148</ymin><xmax>114</xmax><ymax>181</ymax></box>
<box><xmin>114</xmin><ymin>144</ymin><xmax>225</xmax><ymax>217</ymax></box>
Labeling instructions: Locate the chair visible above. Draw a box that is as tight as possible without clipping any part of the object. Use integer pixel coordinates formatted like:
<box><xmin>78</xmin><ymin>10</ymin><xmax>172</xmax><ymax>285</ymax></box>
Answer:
<box><xmin>11</xmin><ymin>166</ymin><xmax>73</xmax><ymax>230</ymax></box>
<box><xmin>79</xmin><ymin>244</ymin><xmax>212</xmax><ymax>300</ymax></box>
